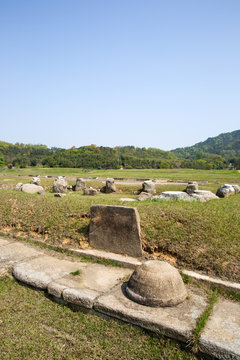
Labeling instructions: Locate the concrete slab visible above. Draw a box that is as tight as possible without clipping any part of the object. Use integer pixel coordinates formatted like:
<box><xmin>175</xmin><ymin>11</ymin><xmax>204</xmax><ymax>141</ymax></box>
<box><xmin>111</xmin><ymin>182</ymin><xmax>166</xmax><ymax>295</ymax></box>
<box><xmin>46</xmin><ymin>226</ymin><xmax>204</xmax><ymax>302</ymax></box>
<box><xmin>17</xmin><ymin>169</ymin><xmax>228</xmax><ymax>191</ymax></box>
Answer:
<box><xmin>200</xmin><ymin>300</ymin><xmax>240</xmax><ymax>359</ymax></box>
<box><xmin>69</xmin><ymin>248</ymin><xmax>142</xmax><ymax>268</ymax></box>
<box><xmin>0</xmin><ymin>237</ymin><xmax>14</xmax><ymax>246</ymax></box>
<box><xmin>13</xmin><ymin>256</ymin><xmax>85</xmax><ymax>289</ymax></box>
<box><xmin>0</xmin><ymin>241</ymin><xmax>43</xmax><ymax>275</ymax></box>
<box><xmin>48</xmin><ymin>264</ymin><xmax>132</xmax><ymax>309</ymax></box>
<box><xmin>94</xmin><ymin>284</ymin><xmax>208</xmax><ymax>342</ymax></box>
<box><xmin>183</xmin><ymin>270</ymin><xmax>240</xmax><ymax>295</ymax></box>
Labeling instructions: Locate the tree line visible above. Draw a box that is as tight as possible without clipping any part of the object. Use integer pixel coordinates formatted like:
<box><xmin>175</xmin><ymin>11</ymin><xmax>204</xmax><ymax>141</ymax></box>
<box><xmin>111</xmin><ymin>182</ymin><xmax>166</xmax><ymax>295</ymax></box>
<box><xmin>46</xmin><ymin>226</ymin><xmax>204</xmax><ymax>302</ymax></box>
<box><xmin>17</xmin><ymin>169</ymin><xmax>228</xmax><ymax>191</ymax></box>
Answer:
<box><xmin>0</xmin><ymin>141</ymin><xmax>239</xmax><ymax>170</ymax></box>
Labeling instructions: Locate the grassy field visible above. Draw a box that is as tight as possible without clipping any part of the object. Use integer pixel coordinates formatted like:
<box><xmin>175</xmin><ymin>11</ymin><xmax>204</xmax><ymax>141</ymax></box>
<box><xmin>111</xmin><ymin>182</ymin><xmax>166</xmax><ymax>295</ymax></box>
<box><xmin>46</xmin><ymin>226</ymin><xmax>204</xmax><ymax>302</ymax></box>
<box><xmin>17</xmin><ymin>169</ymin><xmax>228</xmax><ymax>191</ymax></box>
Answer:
<box><xmin>0</xmin><ymin>173</ymin><xmax>239</xmax><ymax>282</ymax></box>
<box><xmin>0</xmin><ymin>275</ymin><xmax>198</xmax><ymax>360</ymax></box>
<box><xmin>1</xmin><ymin>167</ymin><xmax>240</xmax><ymax>183</ymax></box>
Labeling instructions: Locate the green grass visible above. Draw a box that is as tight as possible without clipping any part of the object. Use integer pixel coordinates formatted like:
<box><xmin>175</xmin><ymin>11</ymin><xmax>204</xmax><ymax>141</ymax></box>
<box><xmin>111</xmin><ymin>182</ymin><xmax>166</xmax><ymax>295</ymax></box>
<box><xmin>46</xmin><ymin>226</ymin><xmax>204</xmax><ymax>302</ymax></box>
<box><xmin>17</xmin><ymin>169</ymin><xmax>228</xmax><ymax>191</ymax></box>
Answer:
<box><xmin>0</xmin><ymin>276</ymin><xmax>198</xmax><ymax>360</ymax></box>
<box><xmin>1</xmin><ymin>166</ymin><xmax>240</xmax><ymax>183</ymax></box>
<box><xmin>70</xmin><ymin>269</ymin><xmax>82</xmax><ymax>276</ymax></box>
<box><xmin>0</xmin><ymin>182</ymin><xmax>240</xmax><ymax>282</ymax></box>
<box><xmin>193</xmin><ymin>290</ymin><xmax>219</xmax><ymax>347</ymax></box>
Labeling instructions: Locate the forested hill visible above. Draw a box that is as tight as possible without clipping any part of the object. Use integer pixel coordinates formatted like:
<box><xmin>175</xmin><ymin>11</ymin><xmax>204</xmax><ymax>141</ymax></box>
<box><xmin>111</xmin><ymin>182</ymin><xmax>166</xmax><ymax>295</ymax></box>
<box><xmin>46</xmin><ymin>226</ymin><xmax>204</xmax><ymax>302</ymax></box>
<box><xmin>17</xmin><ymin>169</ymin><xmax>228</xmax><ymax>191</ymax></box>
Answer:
<box><xmin>1</xmin><ymin>130</ymin><xmax>240</xmax><ymax>170</ymax></box>
<box><xmin>0</xmin><ymin>142</ymin><xmax>177</xmax><ymax>169</ymax></box>
<box><xmin>172</xmin><ymin>130</ymin><xmax>240</xmax><ymax>160</ymax></box>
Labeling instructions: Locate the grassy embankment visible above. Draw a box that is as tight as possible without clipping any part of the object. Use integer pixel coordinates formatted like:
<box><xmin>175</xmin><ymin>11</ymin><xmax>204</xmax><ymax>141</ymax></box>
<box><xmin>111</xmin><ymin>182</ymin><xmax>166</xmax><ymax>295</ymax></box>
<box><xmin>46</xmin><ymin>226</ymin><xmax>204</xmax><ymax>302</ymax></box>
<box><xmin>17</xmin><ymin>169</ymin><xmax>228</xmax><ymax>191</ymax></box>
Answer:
<box><xmin>0</xmin><ymin>168</ymin><xmax>239</xmax><ymax>282</ymax></box>
<box><xmin>0</xmin><ymin>275</ymin><xmax>198</xmax><ymax>360</ymax></box>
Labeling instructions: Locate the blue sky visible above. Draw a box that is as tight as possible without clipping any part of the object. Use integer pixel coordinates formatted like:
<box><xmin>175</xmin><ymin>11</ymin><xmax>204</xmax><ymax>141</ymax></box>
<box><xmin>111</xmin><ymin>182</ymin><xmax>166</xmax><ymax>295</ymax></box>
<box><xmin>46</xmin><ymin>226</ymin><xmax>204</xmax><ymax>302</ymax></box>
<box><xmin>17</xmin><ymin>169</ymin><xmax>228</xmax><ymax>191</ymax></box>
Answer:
<box><xmin>0</xmin><ymin>0</ymin><xmax>240</xmax><ymax>150</ymax></box>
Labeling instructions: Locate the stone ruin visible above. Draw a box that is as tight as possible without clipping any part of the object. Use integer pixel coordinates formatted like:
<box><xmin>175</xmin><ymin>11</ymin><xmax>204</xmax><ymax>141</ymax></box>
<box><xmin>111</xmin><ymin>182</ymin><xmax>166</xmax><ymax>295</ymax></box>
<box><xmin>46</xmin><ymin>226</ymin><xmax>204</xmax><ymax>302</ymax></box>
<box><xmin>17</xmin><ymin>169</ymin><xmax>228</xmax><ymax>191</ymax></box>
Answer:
<box><xmin>126</xmin><ymin>260</ymin><xmax>187</xmax><ymax>307</ymax></box>
<box><xmin>152</xmin><ymin>181</ymin><xmax>219</xmax><ymax>202</ymax></box>
<box><xmin>73</xmin><ymin>178</ymin><xmax>86</xmax><ymax>192</ymax></box>
<box><xmin>100</xmin><ymin>178</ymin><xmax>116</xmax><ymax>193</ymax></box>
<box><xmin>31</xmin><ymin>176</ymin><xmax>41</xmax><ymax>186</ymax></box>
<box><xmin>136</xmin><ymin>180</ymin><xmax>155</xmax><ymax>201</ymax></box>
<box><xmin>84</xmin><ymin>187</ymin><xmax>98</xmax><ymax>196</ymax></box>
<box><xmin>89</xmin><ymin>205</ymin><xmax>142</xmax><ymax>257</ymax></box>
<box><xmin>184</xmin><ymin>181</ymin><xmax>198</xmax><ymax>195</ymax></box>
<box><xmin>15</xmin><ymin>176</ymin><xmax>44</xmax><ymax>195</ymax></box>
<box><xmin>53</xmin><ymin>176</ymin><xmax>68</xmax><ymax>193</ymax></box>
<box><xmin>216</xmin><ymin>184</ymin><xmax>240</xmax><ymax>198</ymax></box>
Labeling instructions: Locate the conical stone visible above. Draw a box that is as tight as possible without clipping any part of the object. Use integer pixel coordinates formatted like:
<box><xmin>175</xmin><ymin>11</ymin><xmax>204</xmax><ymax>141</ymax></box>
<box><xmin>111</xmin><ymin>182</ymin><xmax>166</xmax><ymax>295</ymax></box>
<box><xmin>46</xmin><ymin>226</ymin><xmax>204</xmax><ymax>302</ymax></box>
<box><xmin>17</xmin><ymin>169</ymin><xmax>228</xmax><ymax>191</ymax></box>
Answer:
<box><xmin>126</xmin><ymin>260</ymin><xmax>187</xmax><ymax>307</ymax></box>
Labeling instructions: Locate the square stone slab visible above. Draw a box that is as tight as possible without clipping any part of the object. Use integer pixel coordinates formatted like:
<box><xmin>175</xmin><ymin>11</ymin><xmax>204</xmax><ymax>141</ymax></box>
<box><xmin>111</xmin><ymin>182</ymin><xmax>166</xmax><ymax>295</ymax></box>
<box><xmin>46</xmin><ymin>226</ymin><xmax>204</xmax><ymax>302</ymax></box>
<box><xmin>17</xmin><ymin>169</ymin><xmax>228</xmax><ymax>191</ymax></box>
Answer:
<box><xmin>48</xmin><ymin>264</ymin><xmax>132</xmax><ymax>309</ymax></box>
<box><xmin>199</xmin><ymin>300</ymin><xmax>240</xmax><ymax>359</ymax></box>
<box><xmin>0</xmin><ymin>237</ymin><xmax>14</xmax><ymax>247</ymax></box>
<box><xmin>94</xmin><ymin>284</ymin><xmax>208</xmax><ymax>342</ymax></box>
<box><xmin>89</xmin><ymin>205</ymin><xmax>142</xmax><ymax>257</ymax></box>
<box><xmin>0</xmin><ymin>242</ymin><xmax>43</xmax><ymax>274</ymax></box>
<box><xmin>13</xmin><ymin>256</ymin><xmax>86</xmax><ymax>289</ymax></box>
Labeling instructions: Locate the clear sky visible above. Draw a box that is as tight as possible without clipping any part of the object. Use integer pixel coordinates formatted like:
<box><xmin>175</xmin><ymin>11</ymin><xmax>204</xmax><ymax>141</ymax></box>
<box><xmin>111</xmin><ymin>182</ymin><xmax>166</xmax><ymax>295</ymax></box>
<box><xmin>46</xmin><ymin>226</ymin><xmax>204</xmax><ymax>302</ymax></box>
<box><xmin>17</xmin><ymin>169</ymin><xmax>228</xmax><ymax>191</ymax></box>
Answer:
<box><xmin>0</xmin><ymin>0</ymin><xmax>240</xmax><ymax>150</ymax></box>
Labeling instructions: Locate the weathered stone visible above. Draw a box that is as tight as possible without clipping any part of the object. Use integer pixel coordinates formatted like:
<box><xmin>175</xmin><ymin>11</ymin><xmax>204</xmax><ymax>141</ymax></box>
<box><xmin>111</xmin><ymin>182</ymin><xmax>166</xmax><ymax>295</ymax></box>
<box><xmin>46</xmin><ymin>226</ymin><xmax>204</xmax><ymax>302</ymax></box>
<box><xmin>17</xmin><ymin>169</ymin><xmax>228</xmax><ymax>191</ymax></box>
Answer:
<box><xmin>184</xmin><ymin>182</ymin><xmax>198</xmax><ymax>195</ymax></box>
<box><xmin>13</xmin><ymin>256</ymin><xmax>80</xmax><ymax>289</ymax></box>
<box><xmin>15</xmin><ymin>182</ymin><xmax>23</xmax><ymax>191</ymax></box>
<box><xmin>152</xmin><ymin>190</ymin><xmax>218</xmax><ymax>202</ymax></box>
<box><xmin>191</xmin><ymin>190</ymin><xmax>219</xmax><ymax>202</ymax></box>
<box><xmin>53</xmin><ymin>176</ymin><xmax>68</xmax><ymax>193</ymax></box>
<box><xmin>200</xmin><ymin>300</ymin><xmax>240</xmax><ymax>359</ymax></box>
<box><xmin>73</xmin><ymin>178</ymin><xmax>86</xmax><ymax>191</ymax></box>
<box><xmin>89</xmin><ymin>205</ymin><xmax>142</xmax><ymax>257</ymax></box>
<box><xmin>31</xmin><ymin>176</ymin><xmax>41</xmax><ymax>186</ymax></box>
<box><xmin>216</xmin><ymin>184</ymin><xmax>236</xmax><ymax>198</ymax></box>
<box><xmin>141</xmin><ymin>180</ymin><xmax>155</xmax><ymax>194</ymax></box>
<box><xmin>120</xmin><ymin>198</ymin><xmax>136</xmax><ymax>202</ymax></box>
<box><xmin>126</xmin><ymin>260</ymin><xmax>187</xmax><ymax>307</ymax></box>
<box><xmin>100</xmin><ymin>178</ymin><xmax>116</xmax><ymax>193</ymax></box>
<box><xmin>232</xmin><ymin>184</ymin><xmax>240</xmax><ymax>194</ymax></box>
<box><xmin>136</xmin><ymin>192</ymin><xmax>152</xmax><ymax>201</ymax></box>
<box><xmin>94</xmin><ymin>284</ymin><xmax>208</xmax><ymax>343</ymax></box>
<box><xmin>84</xmin><ymin>187</ymin><xmax>98</xmax><ymax>196</ymax></box>
<box><xmin>48</xmin><ymin>264</ymin><xmax>132</xmax><ymax>309</ymax></box>
<box><xmin>21</xmin><ymin>183</ymin><xmax>45</xmax><ymax>194</ymax></box>
<box><xmin>152</xmin><ymin>191</ymin><xmax>193</xmax><ymax>201</ymax></box>
<box><xmin>0</xmin><ymin>241</ymin><xmax>43</xmax><ymax>274</ymax></box>
<box><xmin>54</xmin><ymin>193</ymin><xmax>66</xmax><ymax>198</ymax></box>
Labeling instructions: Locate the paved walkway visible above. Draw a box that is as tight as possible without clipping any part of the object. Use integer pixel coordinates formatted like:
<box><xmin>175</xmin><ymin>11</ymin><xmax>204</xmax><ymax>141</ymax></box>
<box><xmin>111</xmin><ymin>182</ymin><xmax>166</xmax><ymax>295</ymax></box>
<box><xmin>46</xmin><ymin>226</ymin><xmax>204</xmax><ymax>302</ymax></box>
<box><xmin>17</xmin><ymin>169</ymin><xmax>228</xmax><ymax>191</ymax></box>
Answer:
<box><xmin>0</xmin><ymin>237</ymin><xmax>240</xmax><ymax>359</ymax></box>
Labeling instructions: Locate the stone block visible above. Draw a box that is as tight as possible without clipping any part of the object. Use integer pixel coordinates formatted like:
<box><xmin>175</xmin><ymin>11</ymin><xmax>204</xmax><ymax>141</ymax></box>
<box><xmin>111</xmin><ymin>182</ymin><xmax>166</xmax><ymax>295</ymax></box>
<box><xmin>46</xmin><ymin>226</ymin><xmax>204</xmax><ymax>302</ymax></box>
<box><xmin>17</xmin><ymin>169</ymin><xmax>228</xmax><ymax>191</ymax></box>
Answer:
<box><xmin>199</xmin><ymin>300</ymin><xmax>240</xmax><ymax>359</ymax></box>
<box><xmin>89</xmin><ymin>205</ymin><xmax>142</xmax><ymax>257</ymax></box>
<box><xmin>94</xmin><ymin>284</ymin><xmax>208</xmax><ymax>343</ymax></box>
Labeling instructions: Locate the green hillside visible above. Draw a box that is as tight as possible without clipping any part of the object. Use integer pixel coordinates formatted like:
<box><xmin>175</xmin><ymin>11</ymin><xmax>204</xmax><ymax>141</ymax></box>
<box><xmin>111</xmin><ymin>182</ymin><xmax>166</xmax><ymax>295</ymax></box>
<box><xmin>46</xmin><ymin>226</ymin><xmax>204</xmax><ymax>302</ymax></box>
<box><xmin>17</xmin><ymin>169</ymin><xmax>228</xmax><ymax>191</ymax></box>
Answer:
<box><xmin>172</xmin><ymin>129</ymin><xmax>240</xmax><ymax>159</ymax></box>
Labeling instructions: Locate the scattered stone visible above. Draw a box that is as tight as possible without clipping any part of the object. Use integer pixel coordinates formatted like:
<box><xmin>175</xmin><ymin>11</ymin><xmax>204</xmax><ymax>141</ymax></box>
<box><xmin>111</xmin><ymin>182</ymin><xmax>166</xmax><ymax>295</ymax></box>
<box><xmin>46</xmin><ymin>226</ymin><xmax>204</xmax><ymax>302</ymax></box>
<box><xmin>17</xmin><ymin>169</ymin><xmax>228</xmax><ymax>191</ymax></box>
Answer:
<box><xmin>191</xmin><ymin>190</ymin><xmax>219</xmax><ymax>202</ymax></box>
<box><xmin>152</xmin><ymin>191</ymin><xmax>193</xmax><ymax>201</ymax></box>
<box><xmin>136</xmin><ymin>192</ymin><xmax>152</xmax><ymax>201</ymax></box>
<box><xmin>200</xmin><ymin>300</ymin><xmax>240</xmax><ymax>359</ymax></box>
<box><xmin>100</xmin><ymin>178</ymin><xmax>116</xmax><ymax>193</ymax></box>
<box><xmin>120</xmin><ymin>198</ymin><xmax>136</xmax><ymax>202</ymax></box>
<box><xmin>152</xmin><ymin>190</ymin><xmax>218</xmax><ymax>202</ymax></box>
<box><xmin>232</xmin><ymin>184</ymin><xmax>240</xmax><ymax>194</ymax></box>
<box><xmin>126</xmin><ymin>260</ymin><xmax>187</xmax><ymax>307</ymax></box>
<box><xmin>67</xmin><ymin>185</ymin><xmax>73</xmax><ymax>190</ymax></box>
<box><xmin>216</xmin><ymin>184</ymin><xmax>237</xmax><ymax>198</ymax></box>
<box><xmin>15</xmin><ymin>183</ymin><xmax>23</xmax><ymax>191</ymax></box>
<box><xmin>73</xmin><ymin>178</ymin><xmax>86</xmax><ymax>191</ymax></box>
<box><xmin>140</xmin><ymin>180</ymin><xmax>155</xmax><ymax>195</ymax></box>
<box><xmin>31</xmin><ymin>176</ymin><xmax>41</xmax><ymax>186</ymax></box>
<box><xmin>89</xmin><ymin>205</ymin><xmax>142</xmax><ymax>257</ymax></box>
<box><xmin>84</xmin><ymin>187</ymin><xmax>98</xmax><ymax>196</ymax></box>
<box><xmin>184</xmin><ymin>181</ymin><xmax>198</xmax><ymax>195</ymax></box>
<box><xmin>54</xmin><ymin>193</ymin><xmax>66</xmax><ymax>198</ymax></box>
<box><xmin>53</xmin><ymin>176</ymin><xmax>68</xmax><ymax>193</ymax></box>
<box><xmin>21</xmin><ymin>183</ymin><xmax>45</xmax><ymax>195</ymax></box>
